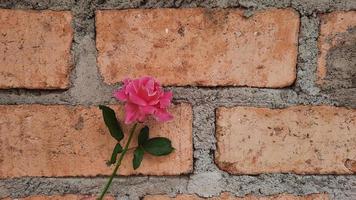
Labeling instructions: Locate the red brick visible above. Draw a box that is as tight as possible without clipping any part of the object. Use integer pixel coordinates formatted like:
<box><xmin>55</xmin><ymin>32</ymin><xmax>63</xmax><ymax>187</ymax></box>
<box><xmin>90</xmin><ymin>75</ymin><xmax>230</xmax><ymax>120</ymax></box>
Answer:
<box><xmin>0</xmin><ymin>9</ymin><xmax>73</xmax><ymax>89</ymax></box>
<box><xmin>317</xmin><ymin>11</ymin><xmax>356</xmax><ymax>85</ymax></box>
<box><xmin>0</xmin><ymin>104</ymin><xmax>192</xmax><ymax>178</ymax></box>
<box><xmin>96</xmin><ymin>8</ymin><xmax>299</xmax><ymax>87</ymax></box>
<box><xmin>1</xmin><ymin>195</ymin><xmax>113</xmax><ymax>200</ymax></box>
<box><xmin>215</xmin><ymin>106</ymin><xmax>356</xmax><ymax>174</ymax></box>
<box><xmin>144</xmin><ymin>193</ymin><xmax>329</xmax><ymax>200</ymax></box>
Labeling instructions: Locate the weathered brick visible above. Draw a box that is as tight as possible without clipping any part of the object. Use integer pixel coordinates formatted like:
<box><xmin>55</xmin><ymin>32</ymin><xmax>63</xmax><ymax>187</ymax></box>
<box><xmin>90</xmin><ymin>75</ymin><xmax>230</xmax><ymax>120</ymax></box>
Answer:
<box><xmin>0</xmin><ymin>104</ymin><xmax>192</xmax><ymax>178</ymax></box>
<box><xmin>215</xmin><ymin>106</ymin><xmax>356</xmax><ymax>174</ymax></box>
<box><xmin>1</xmin><ymin>195</ymin><xmax>113</xmax><ymax>200</ymax></box>
<box><xmin>144</xmin><ymin>193</ymin><xmax>329</xmax><ymax>200</ymax></box>
<box><xmin>0</xmin><ymin>9</ymin><xmax>73</xmax><ymax>89</ymax></box>
<box><xmin>317</xmin><ymin>11</ymin><xmax>356</xmax><ymax>89</ymax></box>
<box><xmin>96</xmin><ymin>8</ymin><xmax>299</xmax><ymax>87</ymax></box>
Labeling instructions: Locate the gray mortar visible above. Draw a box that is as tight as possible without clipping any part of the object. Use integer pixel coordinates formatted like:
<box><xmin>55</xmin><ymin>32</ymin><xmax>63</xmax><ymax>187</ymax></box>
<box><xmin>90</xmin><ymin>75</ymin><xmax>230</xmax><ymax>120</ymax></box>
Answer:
<box><xmin>323</xmin><ymin>28</ymin><xmax>356</xmax><ymax>91</ymax></box>
<box><xmin>294</xmin><ymin>15</ymin><xmax>321</xmax><ymax>95</ymax></box>
<box><xmin>0</xmin><ymin>0</ymin><xmax>356</xmax><ymax>200</ymax></box>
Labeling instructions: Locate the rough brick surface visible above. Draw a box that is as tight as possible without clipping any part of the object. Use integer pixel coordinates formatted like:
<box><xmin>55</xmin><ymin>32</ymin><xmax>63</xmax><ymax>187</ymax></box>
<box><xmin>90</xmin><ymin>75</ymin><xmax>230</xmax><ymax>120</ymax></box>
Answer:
<box><xmin>96</xmin><ymin>8</ymin><xmax>299</xmax><ymax>87</ymax></box>
<box><xmin>0</xmin><ymin>104</ymin><xmax>192</xmax><ymax>178</ymax></box>
<box><xmin>215</xmin><ymin>106</ymin><xmax>356</xmax><ymax>174</ymax></box>
<box><xmin>1</xmin><ymin>195</ymin><xmax>113</xmax><ymax>200</ymax></box>
<box><xmin>317</xmin><ymin>11</ymin><xmax>356</xmax><ymax>89</ymax></box>
<box><xmin>0</xmin><ymin>9</ymin><xmax>73</xmax><ymax>89</ymax></box>
<box><xmin>144</xmin><ymin>193</ymin><xmax>329</xmax><ymax>200</ymax></box>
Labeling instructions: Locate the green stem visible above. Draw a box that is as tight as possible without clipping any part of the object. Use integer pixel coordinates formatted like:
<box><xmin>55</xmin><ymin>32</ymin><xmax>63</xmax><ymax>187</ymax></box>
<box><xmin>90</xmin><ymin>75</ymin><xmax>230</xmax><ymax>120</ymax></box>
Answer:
<box><xmin>97</xmin><ymin>123</ymin><xmax>138</xmax><ymax>200</ymax></box>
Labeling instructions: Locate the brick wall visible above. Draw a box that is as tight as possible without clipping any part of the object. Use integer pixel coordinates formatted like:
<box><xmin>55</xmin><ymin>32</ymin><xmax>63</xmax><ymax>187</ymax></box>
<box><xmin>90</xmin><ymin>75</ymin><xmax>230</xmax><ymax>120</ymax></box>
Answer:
<box><xmin>0</xmin><ymin>1</ymin><xmax>355</xmax><ymax>200</ymax></box>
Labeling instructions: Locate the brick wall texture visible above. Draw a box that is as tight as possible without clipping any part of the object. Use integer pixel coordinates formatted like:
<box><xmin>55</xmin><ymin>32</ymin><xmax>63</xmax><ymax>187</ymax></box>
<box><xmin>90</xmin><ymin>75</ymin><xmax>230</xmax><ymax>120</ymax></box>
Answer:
<box><xmin>0</xmin><ymin>1</ymin><xmax>355</xmax><ymax>200</ymax></box>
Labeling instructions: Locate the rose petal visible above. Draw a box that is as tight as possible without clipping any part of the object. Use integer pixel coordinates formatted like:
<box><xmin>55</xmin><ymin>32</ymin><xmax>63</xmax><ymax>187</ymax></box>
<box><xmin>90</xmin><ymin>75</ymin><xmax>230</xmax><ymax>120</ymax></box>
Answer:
<box><xmin>137</xmin><ymin>111</ymin><xmax>147</xmax><ymax>122</ymax></box>
<box><xmin>124</xmin><ymin>103</ymin><xmax>139</xmax><ymax>124</ymax></box>
<box><xmin>113</xmin><ymin>89</ymin><xmax>127</xmax><ymax>101</ymax></box>
<box><xmin>128</xmin><ymin>93</ymin><xmax>147</xmax><ymax>106</ymax></box>
<box><xmin>154</xmin><ymin>108</ymin><xmax>173</xmax><ymax>122</ymax></box>
<box><xmin>140</xmin><ymin>76</ymin><xmax>152</xmax><ymax>86</ymax></box>
<box><xmin>122</xmin><ymin>78</ymin><xmax>132</xmax><ymax>85</ymax></box>
<box><xmin>114</xmin><ymin>77</ymin><xmax>173</xmax><ymax>123</ymax></box>
<box><xmin>132</xmin><ymin>79</ymin><xmax>140</xmax><ymax>93</ymax></box>
<box><xmin>139</xmin><ymin>105</ymin><xmax>156</xmax><ymax>114</ymax></box>
<box><xmin>159</xmin><ymin>91</ymin><xmax>173</xmax><ymax>108</ymax></box>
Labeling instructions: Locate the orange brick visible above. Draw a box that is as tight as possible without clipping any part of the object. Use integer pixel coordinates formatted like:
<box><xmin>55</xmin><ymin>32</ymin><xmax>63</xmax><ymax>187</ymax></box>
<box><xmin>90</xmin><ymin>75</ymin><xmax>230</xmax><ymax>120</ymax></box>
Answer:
<box><xmin>0</xmin><ymin>104</ymin><xmax>192</xmax><ymax>178</ymax></box>
<box><xmin>1</xmin><ymin>195</ymin><xmax>114</xmax><ymax>200</ymax></box>
<box><xmin>215</xmin><ymin>106</ymin><xmax>356</xmax><ymax>174</ymax></box>
<box><xmin>317</xmin><ymin>11</ymin><xmax>356</xmax><ymax>85</ymax></box>
<box><xmin>96</xmin><ymin>8</ymin><xmax>299</xmax><ymax>87</ymax></box>
<box><xmin>0</xmin><ymin>9</ymin><xmax>73</xmax><ymax>89</ymax></box>
<box><xmin>144</xmin><ymin>193</ymin><xmax>329</xmax><ymax>200</ymax></box>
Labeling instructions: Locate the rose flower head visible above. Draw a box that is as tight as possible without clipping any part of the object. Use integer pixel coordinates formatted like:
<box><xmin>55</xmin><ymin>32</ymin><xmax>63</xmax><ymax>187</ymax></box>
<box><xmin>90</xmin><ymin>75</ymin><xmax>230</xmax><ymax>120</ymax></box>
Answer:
<box><xmin>114</xmin><ymin>76</ymin><xmax>173</xmax><ymax>124</ymax></box>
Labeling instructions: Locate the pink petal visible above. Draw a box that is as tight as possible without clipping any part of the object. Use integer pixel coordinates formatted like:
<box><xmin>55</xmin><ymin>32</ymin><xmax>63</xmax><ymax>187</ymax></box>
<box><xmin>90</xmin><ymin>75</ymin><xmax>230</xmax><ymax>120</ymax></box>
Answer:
<box><xmin>154</xmin><ymin>108</ymin><xmax>173</xmax><ymax>122</ymax></box>
<box><xmin>145</xmin><ymin>78</ymin><xmax>155</xmax><ymax>95</ymax></box>
<box><xmin>159</xmin><ymin>91</ymin><xmax>173</xmax><ymax>108</ymax></box>
<box><xmin>122</xmin><ymin>78</ymin><xmax>132</xmax><ymax>85</ymax></box>
<box><xmin>147</xmin><ymin>91</ymin><xmax>161</xmax><ymax>105</ymax></box>
<box><xmin>124</xmin><ymin>103</ymin><xmax>139</xmax><ymax>124</ymax></box>
<box><xmin>137</xmin><ymin>85</ymin><xmax>150</xmax><ymax>100</ymax></box>
<box><xmin>128</xmin><ymin>93</ymin><xmax>147</xmax><ymax>106</ymax></box>
<box><xmin>148</xmin><ymin>98</ymin><xmax>160</xmax><ymax>106</ymax></box>
<box><xmin>137</xmin><ymin>112</ymin><xmax>147</xmax><ymax>122</ymax></box>
<box><xmin>132</xmin><ymin>79</ymin><xmax>140</xmax><ymax>93</ymax></box>
<box><xmin>116</xmin><ymin>76</ymin><xmax>173</xmax><ymax>123</ymax></box>
<box><xmin>154</xmin><ymin>79</ymin><xmax>161</xmax><ymax>87</ymax></box>
<box><xmin>113</xmin><ymin>89</ymin><xmax>127</xmax><ymax>101</ymax></box>
<box><xmin>139</xmin><ymin>105</ymin><xmax>156</xmax><ymax>114</ymax></box>
<box><xmin>140</xmin><ymin>76</ymin><xmax>152</xmax><ymax>86</ymax></box>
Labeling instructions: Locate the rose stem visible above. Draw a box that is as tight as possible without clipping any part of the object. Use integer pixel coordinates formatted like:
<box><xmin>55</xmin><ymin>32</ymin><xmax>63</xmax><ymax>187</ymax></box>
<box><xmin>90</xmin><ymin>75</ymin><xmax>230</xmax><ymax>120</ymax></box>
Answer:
<box><xmin>97</xmin><ymin>123</ymin><xmax>138</xmax><ymax>200</ymax></box>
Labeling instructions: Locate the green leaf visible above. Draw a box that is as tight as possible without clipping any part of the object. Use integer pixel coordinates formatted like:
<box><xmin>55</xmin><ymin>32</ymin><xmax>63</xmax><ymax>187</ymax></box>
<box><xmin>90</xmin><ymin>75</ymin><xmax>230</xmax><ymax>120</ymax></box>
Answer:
<box><xmin>142</xmin><ymin>137</ymin><xmax>174</xmax><ymax>156</ymax></box>
<box><xmin>133</xmin><ymin>146</ymin><xmax>144</xmax><ymax>170</ymax></box>
<box><xmin>138</xmin><ymin>126</ymin><xmax>149</xmax><ymax>145</ymax></box>
<box><xmin>107</xmin><ymin>143</ymin><xmax>123</xmax><ymax>166</ymax></box>
<box><xmin>99</xmin><ymin>105</ymin><xmax>124</xmax><ymax>141</ymax></box>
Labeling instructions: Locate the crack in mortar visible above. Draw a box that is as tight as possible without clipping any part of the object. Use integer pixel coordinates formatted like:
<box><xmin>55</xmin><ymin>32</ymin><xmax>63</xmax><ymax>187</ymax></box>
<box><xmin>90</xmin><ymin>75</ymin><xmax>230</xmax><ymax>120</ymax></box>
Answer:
<box><xmin>0</xmin><ymin>1</ymin><xmax>355</xmax><ymax>200</ymax></box>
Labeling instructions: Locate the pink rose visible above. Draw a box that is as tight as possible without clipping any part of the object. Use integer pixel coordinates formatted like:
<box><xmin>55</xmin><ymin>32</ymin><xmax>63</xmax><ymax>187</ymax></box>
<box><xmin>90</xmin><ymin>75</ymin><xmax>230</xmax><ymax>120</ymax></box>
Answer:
<box><xmin>114</xmin><ymin>76</ymin><xmax>173</xmax><ymax>124</ymax></box>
